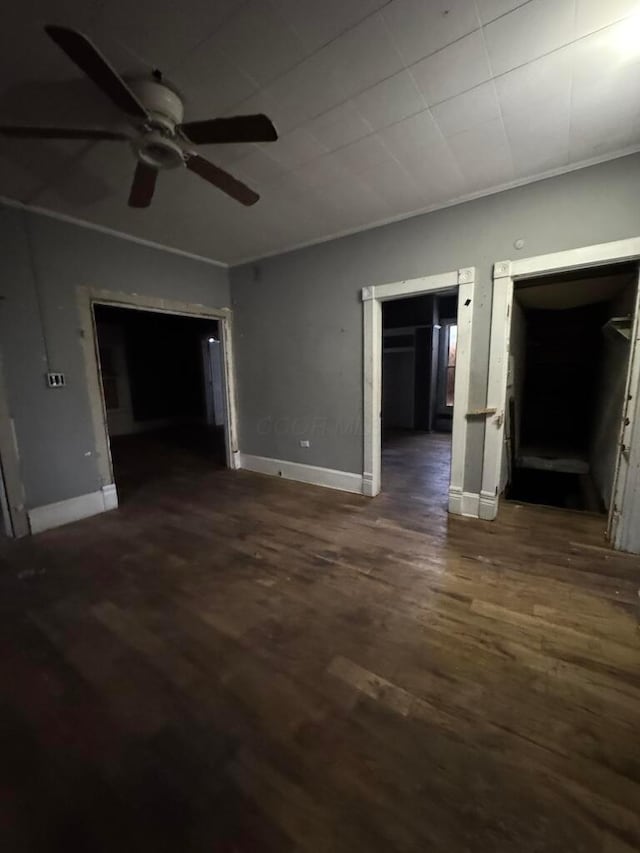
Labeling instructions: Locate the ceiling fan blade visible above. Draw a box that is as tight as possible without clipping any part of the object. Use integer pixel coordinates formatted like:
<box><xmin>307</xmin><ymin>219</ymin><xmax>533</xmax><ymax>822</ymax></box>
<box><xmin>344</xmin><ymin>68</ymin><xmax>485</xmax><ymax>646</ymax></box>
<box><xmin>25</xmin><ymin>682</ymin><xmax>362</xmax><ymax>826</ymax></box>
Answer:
<box><xmin>185</xmin><ymin>153</ymin><xmax>259</xmax><ymax>206</ymax></box>
<box><xmin>0</xmin><ymin>125</ymin><xmax>128</xmax><ymax>140</ymax></box>
<box><xmin>129</xmin><ymin>162</ymin><xmax>157</xmax><ymax>208</ymax></box>
<box><xmin>180</xmin><ymin>114</ymin><xmax>277</xmax><ymax>145</ymax></box>
<box><xmin>45</xmin><ymin>25</ymin><xmax>148</xmax><ymax>119</ymax></box>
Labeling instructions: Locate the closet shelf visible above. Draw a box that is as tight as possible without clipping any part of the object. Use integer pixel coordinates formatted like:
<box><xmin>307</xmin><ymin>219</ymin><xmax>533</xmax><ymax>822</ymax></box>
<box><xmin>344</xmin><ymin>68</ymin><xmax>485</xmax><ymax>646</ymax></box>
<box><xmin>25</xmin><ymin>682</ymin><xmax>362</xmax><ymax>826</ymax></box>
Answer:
<box><xmin>602</xmin><ymin>316</ymin><xmax>632</xmax><ymax>341</ymax></box>
<box><xmin>516</xmin><ymin>445</ymin><xmax>589</xmax><ymax>475</ymax></box>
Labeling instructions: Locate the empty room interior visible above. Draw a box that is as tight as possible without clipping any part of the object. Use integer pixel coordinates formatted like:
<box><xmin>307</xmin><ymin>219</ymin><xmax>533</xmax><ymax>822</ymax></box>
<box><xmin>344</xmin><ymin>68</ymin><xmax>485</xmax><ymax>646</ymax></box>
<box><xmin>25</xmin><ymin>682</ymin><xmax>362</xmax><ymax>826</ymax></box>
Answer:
<box><xmin>382</xmin><ymin>291</ymin><xmax>458</xmax><ymax>506</ymax></box>
<box><xmin>1</xmin><ymin>2</ymin><xmax>640</xmax><ymax>850</ymax></box>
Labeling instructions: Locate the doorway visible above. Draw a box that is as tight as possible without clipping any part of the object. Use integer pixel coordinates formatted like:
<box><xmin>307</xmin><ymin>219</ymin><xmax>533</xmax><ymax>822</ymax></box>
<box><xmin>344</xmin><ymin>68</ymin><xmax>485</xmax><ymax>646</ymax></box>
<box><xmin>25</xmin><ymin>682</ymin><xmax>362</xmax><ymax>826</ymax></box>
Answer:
<box><xmin>362</xmin><ymin>268</ymin><xmax>476</xmax><ymax>516</ymax></box>
<box><xmin>502</xmin><ymin>265</ymin><xmax>637</xmax><ymax>515</ymax></box>
<box><xmin>381</xmin><ymin>292</ymin><xmax>458</xmax><ymax>505</ymax></box>
<box><xmin>79</xmin><ymin>287</ymin><xmax>238</xmax><ymax>513</ymax></box>
<box><xmin>483</xmin><ymin>237</ymin><xmax>640</xmax><ymax>552</ymax></box>
<box><xmin>93</xmin><ymin>304</ymin><xmax>228</xmax><ymax>502</ymax></box>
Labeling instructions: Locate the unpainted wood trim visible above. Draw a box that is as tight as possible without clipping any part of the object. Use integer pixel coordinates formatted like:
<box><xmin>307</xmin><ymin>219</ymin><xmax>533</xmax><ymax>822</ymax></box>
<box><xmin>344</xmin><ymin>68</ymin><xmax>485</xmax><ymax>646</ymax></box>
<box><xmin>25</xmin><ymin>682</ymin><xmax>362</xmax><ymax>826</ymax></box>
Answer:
<box><xmin>0</xmin><ymin>350</ymin><xmax>29</xmax><ymax>536</ymax></box>
<box><xmin>78</xmin><ymin>290</ymin><xmax>115</xmax><ymax>489</ymax></box>
<box><xmin>219</xmin><ymin>314</ymin><xmax>240</xmax><ymax>469</ymax></box>
<box><xmin>86</xmin><ymin>288</ymin><xmax>231</xmax><ymax>320</ymax></box>
<box><xmin>77</xmin><ymin>287</ymin><xmax>239</xmax><ymax>493</ymax></box>
<box><xmin>0</xmin><ymin>456</ymin><xmax>11</xmax><ymax>535</ymax></box>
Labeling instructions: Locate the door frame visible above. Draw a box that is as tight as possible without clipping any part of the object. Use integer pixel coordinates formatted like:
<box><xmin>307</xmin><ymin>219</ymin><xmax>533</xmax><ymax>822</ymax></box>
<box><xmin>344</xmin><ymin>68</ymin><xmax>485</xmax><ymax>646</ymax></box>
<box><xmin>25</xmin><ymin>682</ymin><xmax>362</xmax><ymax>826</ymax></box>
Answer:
<box><xmin>201</xmin><ymin>334</ymin><xmax>226</xmax><ymax>428</ymax></box>
<box><xmin>78</xmin><ymin>287</ymin><xmax>240</xmax><ymax>506</ymax></box>
<box><xmin>0</xmin><ymin>351</ymin><xmax>28</xmax><ymax>537</ymax></box>
<box><xmin>482</xmin><ymin>237</ymin><xmax>640</xmax><ymax>551</ymax></box>
<box><xmin>362</xmin><ymin>267</ymin><xmax>476</xmax><ymax>515</ymax></box>
<box><xmin>608</xmin><ymin>270</ymin><xmax>640</xmax><ymax>547</ymax></box>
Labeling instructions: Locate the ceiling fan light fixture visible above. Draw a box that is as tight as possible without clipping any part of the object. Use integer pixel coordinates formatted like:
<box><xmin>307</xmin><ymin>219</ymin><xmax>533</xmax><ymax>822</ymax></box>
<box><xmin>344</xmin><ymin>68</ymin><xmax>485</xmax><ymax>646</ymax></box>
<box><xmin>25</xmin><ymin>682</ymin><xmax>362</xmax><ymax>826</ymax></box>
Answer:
<box><xmin>133</xmin><ymin>130</ymin><xmax>184</xmax><ymax>170</ymax></box>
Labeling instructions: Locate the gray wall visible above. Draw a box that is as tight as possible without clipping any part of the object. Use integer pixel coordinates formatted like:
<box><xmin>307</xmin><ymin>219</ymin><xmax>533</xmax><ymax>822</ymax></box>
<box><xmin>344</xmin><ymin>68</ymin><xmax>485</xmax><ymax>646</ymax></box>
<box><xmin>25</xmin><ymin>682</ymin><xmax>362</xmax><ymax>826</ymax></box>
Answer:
<box><xmin>0</xmin><ymin>203</ymin><xmax>229</xmax><ymax>509</ymax></box>
<box><xmin>231</xmin><ymin>153</ymin><xmax>640</xmax><ymax>493</ymax></box>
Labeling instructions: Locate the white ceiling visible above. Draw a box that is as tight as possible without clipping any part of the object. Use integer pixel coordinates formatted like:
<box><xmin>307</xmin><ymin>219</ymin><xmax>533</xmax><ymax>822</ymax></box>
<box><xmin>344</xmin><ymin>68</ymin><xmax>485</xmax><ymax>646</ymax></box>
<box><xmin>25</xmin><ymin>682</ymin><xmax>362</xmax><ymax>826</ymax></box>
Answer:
<box><xmin>1</xmin><ymin>0</ymin><xmax>640</xmax><ymax>265</ymax></box>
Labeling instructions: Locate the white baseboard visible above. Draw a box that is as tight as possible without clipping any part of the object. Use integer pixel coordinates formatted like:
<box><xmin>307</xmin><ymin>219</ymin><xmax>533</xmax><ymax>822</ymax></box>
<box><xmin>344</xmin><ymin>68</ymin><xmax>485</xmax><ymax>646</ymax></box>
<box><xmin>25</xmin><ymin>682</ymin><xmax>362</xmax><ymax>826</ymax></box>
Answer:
<box><xmin>479</xmin><ymin>490</ymin><xmax>498</xmax><ymax>520</ymax></box>
<box><xmin>362</xmin><ymin>472</ymin><xmax>377</xmax><ymax>497</ymax></box>
<box><xmin>448</xmin><ymin>487</ymin><xmax>481</xmax><ymax>518</ymax></box>
<box><xmin>461</xmin><ymin>491</ymin><xmax>480</xmax><ymax>517</ymax></box>
<box><xmin>238</xmin><ymin>453</ymin><xmax>363</xmax><ymax>494</ymax></box>
<box><xmin>28</xmin><ymin>483</ymin><xmax>119</xmax><ymax>534</ymax></box>
<box><xmin>448</xmin><ymin>486</ymin><xmax>463</xmax><ymax>515</ymax></box>
<box><xmin>102</xmin><ymin>483</ymin><xmax>118</xmax><ymax>511</ymax></box>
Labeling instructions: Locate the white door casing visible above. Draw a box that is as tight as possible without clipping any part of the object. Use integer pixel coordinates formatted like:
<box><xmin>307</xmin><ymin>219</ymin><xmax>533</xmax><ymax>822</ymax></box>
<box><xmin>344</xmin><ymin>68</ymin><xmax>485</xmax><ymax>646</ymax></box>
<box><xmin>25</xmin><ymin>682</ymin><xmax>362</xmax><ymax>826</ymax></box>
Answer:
<box><xmin>480</xmin><ymin>262</ymin><xmax>514</xmax><ymax>520</ymax></box>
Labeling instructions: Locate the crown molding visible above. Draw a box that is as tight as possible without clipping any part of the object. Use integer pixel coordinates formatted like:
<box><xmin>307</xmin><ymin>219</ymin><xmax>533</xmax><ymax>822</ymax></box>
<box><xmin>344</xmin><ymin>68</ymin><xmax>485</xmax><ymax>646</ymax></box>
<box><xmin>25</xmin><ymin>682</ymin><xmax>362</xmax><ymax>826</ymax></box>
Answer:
<box><xmin>0</xmin><ymin>195</ymin><xmax>228</xmax><ymax>269</ymax></box>
<box><xmin>229</xmin><ymin>146</ymin><xmax>640</xmax><ymax>267</ymax></box>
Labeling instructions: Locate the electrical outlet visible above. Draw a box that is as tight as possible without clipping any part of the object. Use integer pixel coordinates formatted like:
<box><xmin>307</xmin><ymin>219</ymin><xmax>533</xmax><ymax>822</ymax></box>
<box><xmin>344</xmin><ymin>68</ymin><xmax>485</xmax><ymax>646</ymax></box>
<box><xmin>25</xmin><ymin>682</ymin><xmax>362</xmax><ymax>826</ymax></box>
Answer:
<box><xmin>300</xmin><ymin>440</ymin><xmax>310</xmax><ymax>448</ymax></box>
<box><xmin>47</xmin><ymin>372</ymin><xmax>66</xmax><ymax>388</ymax></box>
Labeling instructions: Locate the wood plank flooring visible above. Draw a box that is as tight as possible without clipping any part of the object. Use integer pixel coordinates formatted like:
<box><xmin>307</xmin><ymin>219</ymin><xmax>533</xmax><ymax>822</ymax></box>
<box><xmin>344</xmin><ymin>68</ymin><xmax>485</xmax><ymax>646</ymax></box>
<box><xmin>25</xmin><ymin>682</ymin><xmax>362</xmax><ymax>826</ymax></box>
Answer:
<box><xmin>0</xmin><ymin>431</ymin><xmax>639</xmax><ymax>852</ymax></box>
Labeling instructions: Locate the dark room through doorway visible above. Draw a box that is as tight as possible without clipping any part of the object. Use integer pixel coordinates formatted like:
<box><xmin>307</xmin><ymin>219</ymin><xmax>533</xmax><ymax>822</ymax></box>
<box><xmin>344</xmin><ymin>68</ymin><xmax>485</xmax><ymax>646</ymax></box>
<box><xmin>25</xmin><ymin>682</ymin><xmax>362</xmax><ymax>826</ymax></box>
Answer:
<box><xmin>502</xmin><ymin>263</ymin><xmax>638</xmax><ymax>516</ymax></box>
<box><xmin>93</xmin><ymin>304</ymin><xmax>227</xmax><ymax>503</ymax></box>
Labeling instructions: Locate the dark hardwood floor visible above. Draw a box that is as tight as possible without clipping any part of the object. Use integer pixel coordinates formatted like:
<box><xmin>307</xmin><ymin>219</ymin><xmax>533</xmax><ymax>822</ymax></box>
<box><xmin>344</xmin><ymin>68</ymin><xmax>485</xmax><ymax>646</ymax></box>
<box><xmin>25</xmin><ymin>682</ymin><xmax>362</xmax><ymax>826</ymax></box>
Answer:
<box><xmin>109</xmin><ymin>423</ymin><xmax>227</xmax><ymax>503</ymax></box>
<box><xmin>382</xmin><ymin>429</ymin><xmax>453</xmax><ymax>514</ymax></box>
<box><xmin>1</xmin><ymin>432</ymin><xmax>639</xmax><ymax>851</ymax></box>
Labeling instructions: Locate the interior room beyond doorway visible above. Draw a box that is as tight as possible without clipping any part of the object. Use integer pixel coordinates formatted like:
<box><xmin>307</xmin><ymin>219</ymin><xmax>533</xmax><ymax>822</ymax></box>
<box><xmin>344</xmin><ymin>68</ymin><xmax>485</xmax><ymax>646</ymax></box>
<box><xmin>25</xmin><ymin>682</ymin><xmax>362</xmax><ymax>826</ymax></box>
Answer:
<box><xmin>93</xmin><ymin>304</ymin><xmax>227</xmax><ymax>503</ymax></box>
<box><xmin>382</xmin><ymin>291</ymin><xmax>458</xmax><ymax>504</ymax></box>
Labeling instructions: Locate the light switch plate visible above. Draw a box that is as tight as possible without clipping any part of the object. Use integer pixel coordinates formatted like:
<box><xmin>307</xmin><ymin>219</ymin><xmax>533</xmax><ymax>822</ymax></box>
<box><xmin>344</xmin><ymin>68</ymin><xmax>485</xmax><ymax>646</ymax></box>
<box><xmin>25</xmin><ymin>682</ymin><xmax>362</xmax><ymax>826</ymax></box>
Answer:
<box><xmin>47</xmin><ymin>372</ymin><xmax>66</xmax><ymax>388</ymax></box>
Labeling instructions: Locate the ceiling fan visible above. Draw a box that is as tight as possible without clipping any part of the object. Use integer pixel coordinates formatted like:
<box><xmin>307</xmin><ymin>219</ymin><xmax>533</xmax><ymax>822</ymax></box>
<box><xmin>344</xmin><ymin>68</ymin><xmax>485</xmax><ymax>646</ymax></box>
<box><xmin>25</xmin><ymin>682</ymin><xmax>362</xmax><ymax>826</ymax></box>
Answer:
<box><xmin>0</xmin><ymin>25</ymin><xmax>278</xmax><ymax>207</ymax></box>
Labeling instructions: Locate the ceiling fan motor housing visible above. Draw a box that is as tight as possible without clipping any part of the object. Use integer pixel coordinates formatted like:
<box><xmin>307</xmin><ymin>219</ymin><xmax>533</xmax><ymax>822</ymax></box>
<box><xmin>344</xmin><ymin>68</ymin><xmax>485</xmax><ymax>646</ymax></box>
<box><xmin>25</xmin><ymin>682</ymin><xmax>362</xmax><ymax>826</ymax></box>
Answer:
<box><xmin>131</xmin><ymin>79</ymin><xmax>186</xmax><ymax>170</ymax></box>
<box><xmin>133</xmin><ymin>79</ymin><xmax>184</xmax><ymax>127</ymax></box>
